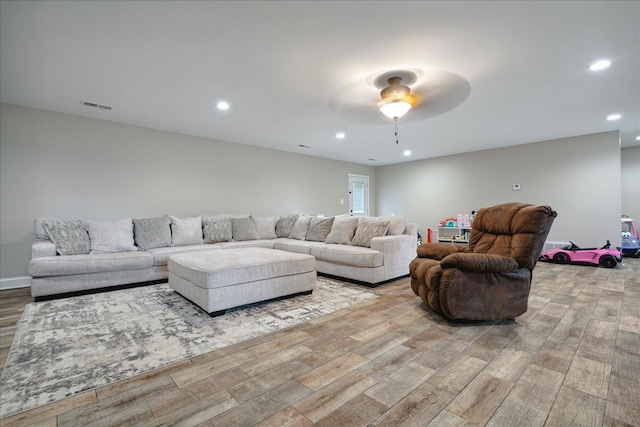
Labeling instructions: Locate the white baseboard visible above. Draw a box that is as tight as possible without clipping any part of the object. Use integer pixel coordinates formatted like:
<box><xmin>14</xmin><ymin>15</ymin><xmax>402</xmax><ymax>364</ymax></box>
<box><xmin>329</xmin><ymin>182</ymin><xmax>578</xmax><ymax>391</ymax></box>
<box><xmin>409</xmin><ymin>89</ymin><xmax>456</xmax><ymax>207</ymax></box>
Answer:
<box><xmin>0</xmin><ymin>276</ymin><xmax>32</xmax><ymax>290</ymax></box>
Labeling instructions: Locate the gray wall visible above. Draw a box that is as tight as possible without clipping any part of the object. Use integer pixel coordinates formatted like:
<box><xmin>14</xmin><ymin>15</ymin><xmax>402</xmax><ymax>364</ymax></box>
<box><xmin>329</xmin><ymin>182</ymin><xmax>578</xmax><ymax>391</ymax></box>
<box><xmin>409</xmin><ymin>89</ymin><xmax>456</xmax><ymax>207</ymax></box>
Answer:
<box><xmin>621</xmin><ymin>146</ymin><xmax>640</xmax><ymax>222</ymax></box>
<box><xmin>1</xmin><ymin>102</ymin><xmax>635</xmax><ymax>287</ymax></box>
<box><xmin>375</xmin><ymin>132</ymin><xmax>622</xmax><ymax>247</ymax></box>
<box><xmin>0</xmin><ymin>103</ymin><xmax>375</xmax><ymax>282</ymax></box>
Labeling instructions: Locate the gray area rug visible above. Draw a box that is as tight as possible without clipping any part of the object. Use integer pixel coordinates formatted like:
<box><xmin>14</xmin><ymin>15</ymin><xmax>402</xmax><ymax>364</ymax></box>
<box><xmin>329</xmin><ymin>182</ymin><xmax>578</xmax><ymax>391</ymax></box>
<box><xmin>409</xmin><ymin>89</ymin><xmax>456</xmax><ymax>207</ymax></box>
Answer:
<box><xmin>0</xmin><ymin>278</ymin><xmax>380</xmax><ymax>418</ymax></box>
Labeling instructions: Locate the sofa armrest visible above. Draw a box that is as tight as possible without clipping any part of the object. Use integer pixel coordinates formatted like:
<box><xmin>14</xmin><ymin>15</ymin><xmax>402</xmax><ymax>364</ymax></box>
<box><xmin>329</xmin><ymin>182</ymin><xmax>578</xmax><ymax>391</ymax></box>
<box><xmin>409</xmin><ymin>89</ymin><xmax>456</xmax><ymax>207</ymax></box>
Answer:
<box><xmin>440</xmin><ymin>252</ymin><xmax>519</xmax><ymax>272</ymax></box>
<box><xmin>416</xmin><ymin>243</ymin><xmax>468</xmax><ymax>260</ymax></box>
<box><xmin>32</xmin><ymin>240</ymin><xmax>57</xmax><ymax>258</ymax></box>
<box><xmin>371</xmin><ymin>234</ymin><xmax>417</xmax><ymax>275</ymax></box>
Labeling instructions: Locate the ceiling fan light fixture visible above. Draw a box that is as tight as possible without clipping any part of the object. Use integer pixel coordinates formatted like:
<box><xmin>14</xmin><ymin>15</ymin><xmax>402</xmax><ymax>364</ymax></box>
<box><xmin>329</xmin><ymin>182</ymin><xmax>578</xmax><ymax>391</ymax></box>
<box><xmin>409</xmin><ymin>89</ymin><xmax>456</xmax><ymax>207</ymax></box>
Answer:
<box><xmin>379</xmin><ymin>100</ymin><xmax>412</xmax><ymax>119</ymax></box>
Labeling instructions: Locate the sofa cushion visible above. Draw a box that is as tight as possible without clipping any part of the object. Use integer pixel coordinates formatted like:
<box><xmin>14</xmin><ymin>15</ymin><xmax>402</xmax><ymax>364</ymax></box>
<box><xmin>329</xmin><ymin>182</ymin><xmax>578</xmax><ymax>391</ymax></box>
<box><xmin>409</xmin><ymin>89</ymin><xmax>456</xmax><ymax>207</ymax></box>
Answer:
<box><xmin>133</xmin><ymin>216</ymin><xmax>171</xmax><ymax>250</ymax></box>
<box><xmin>203</xmin><ymin>216</ymin><xmax>232</xmax><ymax>244</ymax></box>
<box><xmin>306</xmin><ymin>217</ymin><xmax>335</xmax><ymax>242</ymax></box>
<box><xmin>87</xmin><ymin>218</ymin><xmax>138</xmax><ymax>254</ymax></box>
<box><xmin>274</xmin><ymin>238</ymin><xmax>327</xmax><ymax>255</ymax></box>
<box><xmin>275</xmin><ymin>215</ymin><xmax>298</xmax><ymax>238</ymax></box>
<box><xmin>311</xmin><ymin>244</ymin><xmax>383</xmax><ymax>268</ymax></box>
<box><xmin>232</xmin><ymin>217</ymin><xmax>259</xmax><ymax>241</ymax></box>
<box><xmin>146</xmin><ymin>244</ymin><xmax>221</xmax><ymax>266</ymax></box>
<box><xmin>352</xmin><ymin>218</ymin><xmax>390</xmax><ymax>248</ymax></box>
<box><xmin>41</xmin><ymin>219</ymin><xmax>91</xmax><ymax>256</ymax></box>
<box><xmin>325</xmin><ymin>216</ymin><xmax>359</xmax><ymax>245</ymax></box>
<box><xmin>251</xmin><ymin>215</ymin><xmax>277</xmax><ymax>240</ymax></box>
<box><xmin>386</xmin><ymin>217</ymin><xmax>407</xmax><ymax>235</ymax></box>
<box><xmin>170</xmin><ymin>216</ymin><xmax>204</xmax><ymax>246</ymax></box>
<box><xmin>28</xmin><ymin>251</ymin><xmax>153</xmax><ymax>276</ymax></box>
<box><xmin>288</xmin><ymin>215</ymin><xmax>312</xmax><ymax>240</ymax></box>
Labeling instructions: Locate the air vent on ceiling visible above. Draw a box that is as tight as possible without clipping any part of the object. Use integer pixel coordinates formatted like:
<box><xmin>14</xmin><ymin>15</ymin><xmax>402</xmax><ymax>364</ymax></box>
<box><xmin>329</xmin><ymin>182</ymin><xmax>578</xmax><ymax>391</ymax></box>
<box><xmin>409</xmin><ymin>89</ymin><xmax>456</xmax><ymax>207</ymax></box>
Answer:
<box><xmin>82</xmin><ymin>100</ymin><xmax>112</xmax><ymax>110</ymax></box>
<box><xmin>367</xmin><ymin>158</ymin><xmax>379</xmax><ymax>162</ymax></box>
<box><xmin>297</xmin><ymin>144</ymin><xmax>312</xmax><ymax>149</ymax></box>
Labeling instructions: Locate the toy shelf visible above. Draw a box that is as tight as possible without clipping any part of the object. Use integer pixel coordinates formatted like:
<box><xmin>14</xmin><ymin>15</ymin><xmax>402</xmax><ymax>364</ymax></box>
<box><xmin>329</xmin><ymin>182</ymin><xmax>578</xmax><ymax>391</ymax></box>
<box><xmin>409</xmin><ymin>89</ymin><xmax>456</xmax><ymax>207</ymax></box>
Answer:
<box><xmin>437</xmin><ymin>226</ymin><xmax>472</xmax><ymax>244</ymax></box>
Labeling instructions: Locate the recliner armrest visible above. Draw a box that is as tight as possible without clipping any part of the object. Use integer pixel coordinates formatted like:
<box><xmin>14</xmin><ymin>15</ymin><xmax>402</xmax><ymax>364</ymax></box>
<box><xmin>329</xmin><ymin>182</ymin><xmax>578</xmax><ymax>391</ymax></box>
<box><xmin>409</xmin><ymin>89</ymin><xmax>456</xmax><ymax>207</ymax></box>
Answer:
<box><xmin>416</xmin><ymin>243</ymin><xmax>468</xmax><ymax>260</ymax></box>
<box><xmin>440</xmin><ymin>252</ymin><xmax>519</xmax><ymax>272</ymax></box>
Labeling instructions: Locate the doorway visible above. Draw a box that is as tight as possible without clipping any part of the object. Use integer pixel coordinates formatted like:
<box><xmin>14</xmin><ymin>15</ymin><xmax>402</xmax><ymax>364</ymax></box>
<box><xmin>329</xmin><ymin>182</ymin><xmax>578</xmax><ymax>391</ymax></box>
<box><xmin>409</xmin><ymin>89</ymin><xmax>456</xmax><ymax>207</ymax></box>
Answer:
<box><xmin>348</xmin><ymin>174</ymin><xmax>369</xmax><ymax>217</ymax></box>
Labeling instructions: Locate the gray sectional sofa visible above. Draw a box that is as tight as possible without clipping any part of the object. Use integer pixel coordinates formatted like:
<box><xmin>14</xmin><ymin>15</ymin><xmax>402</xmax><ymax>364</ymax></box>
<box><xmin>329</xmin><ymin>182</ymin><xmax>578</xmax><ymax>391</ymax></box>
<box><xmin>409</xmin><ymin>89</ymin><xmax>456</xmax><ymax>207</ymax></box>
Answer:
<box><xmin>28</xmin><ymin>214</ymin><xmax>418</xmax><ymax>298</ymax></box>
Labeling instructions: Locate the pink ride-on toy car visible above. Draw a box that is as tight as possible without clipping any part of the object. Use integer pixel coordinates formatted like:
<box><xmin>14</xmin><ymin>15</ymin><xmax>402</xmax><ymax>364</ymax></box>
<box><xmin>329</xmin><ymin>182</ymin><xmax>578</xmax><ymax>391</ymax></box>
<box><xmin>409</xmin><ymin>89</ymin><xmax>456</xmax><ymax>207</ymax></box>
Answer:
<box><xmin>539</xmin><ymin>240</ymin><xmax>622</xmax><ymax>268</ymax></box>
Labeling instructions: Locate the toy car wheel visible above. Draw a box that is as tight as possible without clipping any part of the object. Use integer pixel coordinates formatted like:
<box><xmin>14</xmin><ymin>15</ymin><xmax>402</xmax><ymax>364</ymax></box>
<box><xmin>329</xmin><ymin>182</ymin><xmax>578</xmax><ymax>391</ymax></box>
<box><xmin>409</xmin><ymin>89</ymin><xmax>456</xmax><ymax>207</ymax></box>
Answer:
<box><xmin>599</xmin><ymin>255</ymin><xmax>617</xmax><ymax>268</ymax></box>
<box><xmin>553</xmin><ymin>252</ymin><xmax>570</xmax><ymax>264</ymax></box>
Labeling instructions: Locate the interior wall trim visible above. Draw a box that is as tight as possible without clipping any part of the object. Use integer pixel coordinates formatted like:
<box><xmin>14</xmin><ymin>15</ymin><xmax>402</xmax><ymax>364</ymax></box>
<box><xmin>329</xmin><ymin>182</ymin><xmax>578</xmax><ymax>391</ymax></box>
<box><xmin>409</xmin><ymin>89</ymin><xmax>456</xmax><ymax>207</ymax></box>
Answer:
<box><xmin>0</xmin><ymin>276</ymin><xmax>31</xmax><ymax>290</ymax></box>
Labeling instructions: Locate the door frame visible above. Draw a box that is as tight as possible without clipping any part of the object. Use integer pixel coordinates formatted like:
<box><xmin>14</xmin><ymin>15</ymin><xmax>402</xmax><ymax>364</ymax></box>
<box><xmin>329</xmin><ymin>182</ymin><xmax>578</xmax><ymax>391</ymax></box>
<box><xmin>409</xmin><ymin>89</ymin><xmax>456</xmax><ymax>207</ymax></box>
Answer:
<box><xmin>348</xmin><ymin>174</ymin><xmax>369</xmax><ymax>217</ymax></box>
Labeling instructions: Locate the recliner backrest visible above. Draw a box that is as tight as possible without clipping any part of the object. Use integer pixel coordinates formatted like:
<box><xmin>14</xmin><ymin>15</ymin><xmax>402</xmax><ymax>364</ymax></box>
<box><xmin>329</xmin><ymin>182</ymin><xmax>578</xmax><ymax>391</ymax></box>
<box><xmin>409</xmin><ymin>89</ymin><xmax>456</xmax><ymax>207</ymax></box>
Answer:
<box><xmin>469</xmin><ymin>202</ymin><xmax>557</xmax><ymax>269</ymax></box>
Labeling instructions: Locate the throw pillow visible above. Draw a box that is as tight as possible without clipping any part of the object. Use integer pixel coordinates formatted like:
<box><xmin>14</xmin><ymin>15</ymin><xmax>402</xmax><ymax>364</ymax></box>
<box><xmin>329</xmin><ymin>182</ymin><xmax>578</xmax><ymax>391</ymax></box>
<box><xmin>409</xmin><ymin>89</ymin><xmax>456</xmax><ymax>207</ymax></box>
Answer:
<box><xmin>87</xmin><ymin>218</ymin><xmax>138</xmax><ymax>253</ymax></box>
<box><xmin>288</xmin><ymin>215</ymin><xmax>313</xmax><ymax>240</ymax></box>
<box><xmin>232</xmin><ymin>217</ymin><xmax>259</xmax><ymax>241</ymax></box>
<box><xmin>386</xmin><ymin>217</ymin><xmax>407</xmax><ymax>235</ymax></box>
<box><xmin>41</xmin><ymin>219</ymin><xmax>91</xmax><ymax>255</ymax></box>
<box><xmin>306</xmin><ymin>216</ymin><xmax>335</xmax><ymax>242</ymax></box>
<box><xmin>325</xmin><ymin>216</ymin><xmax>359</xmax><ymax>245</ymax></box>
<box><xmin>275</xmin><ymin>215</ymin><xmax>298</xmax><ymax>238</ymax></box>
<box><xmin>133</xmin><ymin>216</ymin><xmax>171</xmax><ymax>250</ymax></box>
<box><xmin>251</xmin><ymin>215</ymin><xmax>277</xmax><ymax>240</ymax></box>
<box><xmin>351</xmin><ymin>217</ymin><xmax>391</xmax><ymax>247</ymax></box>
<box><xmin>170</xmin><ymin>216</ymin><xmax>204</xmax><ymax>246</ymax></box>
<box><xmin>35</xmin><ymin>218</ymin><xmax>54</xmax><ymax>241</ymax></box>
<box><xmin>203</xmin><ymin>216</ymin><xmax>232</xmax><ymax>244</ymax></box>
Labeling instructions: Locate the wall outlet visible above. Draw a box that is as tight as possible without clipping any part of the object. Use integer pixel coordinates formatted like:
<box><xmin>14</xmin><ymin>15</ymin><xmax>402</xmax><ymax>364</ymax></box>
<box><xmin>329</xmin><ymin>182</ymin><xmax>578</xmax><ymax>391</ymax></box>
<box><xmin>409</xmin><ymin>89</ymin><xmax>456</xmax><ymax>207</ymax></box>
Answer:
<box><xmin>512</xmin><ymin>184</ymin><xmax>521</xmax><ymax>191</ymax></box>
<box><xmin>340</xmin><ymin>199</ymin><xmax>345</xmax><ymax>205</ymax></box>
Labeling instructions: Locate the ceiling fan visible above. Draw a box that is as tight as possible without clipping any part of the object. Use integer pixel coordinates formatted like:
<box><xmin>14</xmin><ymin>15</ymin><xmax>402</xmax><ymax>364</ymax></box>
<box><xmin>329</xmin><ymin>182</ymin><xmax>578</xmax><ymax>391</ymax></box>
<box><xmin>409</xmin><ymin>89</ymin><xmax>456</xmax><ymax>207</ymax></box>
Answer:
<box><xmin>377</xmin><ymin>76</ymin><xmax>420</xmax><ymax>143</ymax></box>
<box><xmin>377</xmin><ymin>76</ymin><xmax>420</xmax><ymax>120</ymax></box>
<box><xmin>328</xmin><ymin>68</ymin><xmax>471</xmax><ymax>143</ymax></box>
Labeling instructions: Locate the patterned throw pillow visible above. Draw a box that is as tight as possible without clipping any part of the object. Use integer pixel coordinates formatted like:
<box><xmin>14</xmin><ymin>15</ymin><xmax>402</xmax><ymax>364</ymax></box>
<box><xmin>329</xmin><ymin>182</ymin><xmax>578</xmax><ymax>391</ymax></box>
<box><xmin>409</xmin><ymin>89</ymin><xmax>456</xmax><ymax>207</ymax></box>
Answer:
<box><xmin>41</xmin><ymin>219</ymin><xmax>91</xmax><ymax>255</ymax></box>
<box><xmin>325</xmin><ymin>216</ymin><xmax>359</xmax><ymax>245</ymax></box>
<box><xmin>232</xmin><ymin>217</ymin><xmax>259</xmax><ymax>241</ymax></box>
<box><xmin>87</xmin><ymin>218</ymin><xmax>138</xmax><ymax>253</ymax></box>
<box><xmin>351</xmin><ymin>218</ymin><xmax>391</xmax><ymax>247</ymax></box>
<box><xmin>288</xmin><ymin>215</ymin><xmax>313</xmax><ymax>240</ymax></box>
<box><xmin>306</xmin><ymin>217</ymin><xmax>335</xmax><ymax>242</ymax></box>
<box><xmin>275</xmin><ymin>215</ymin><xmax>298</xmax><ymax>238</ymax></box>
<box><xmin>203</xmin><ymin>216</ymin><xmax>232</xmax><ymax>244</ymax></box>
<box><xmin>170</xmin><ymin>216</ymin><xmax>204</xmax><ymax>246</ymax></box>
<box><xmin>133</xmin><ymin>216</ymin><xmax>171</xmax><ymax>250</ymax></box>
<box><xmin>251</xmin><ymin>215</ymin><xmax>277</xmax><ymax>240</ymax></box>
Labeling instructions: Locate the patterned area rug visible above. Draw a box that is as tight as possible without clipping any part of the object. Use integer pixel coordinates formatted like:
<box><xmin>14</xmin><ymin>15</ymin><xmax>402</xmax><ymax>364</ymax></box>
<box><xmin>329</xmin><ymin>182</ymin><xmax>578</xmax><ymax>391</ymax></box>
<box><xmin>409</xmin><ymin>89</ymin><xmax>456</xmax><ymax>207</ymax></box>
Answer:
<box><xmin>0</xmin><ymin>278</ymin><xmax>380</xmax><ymax>418</ymax></box>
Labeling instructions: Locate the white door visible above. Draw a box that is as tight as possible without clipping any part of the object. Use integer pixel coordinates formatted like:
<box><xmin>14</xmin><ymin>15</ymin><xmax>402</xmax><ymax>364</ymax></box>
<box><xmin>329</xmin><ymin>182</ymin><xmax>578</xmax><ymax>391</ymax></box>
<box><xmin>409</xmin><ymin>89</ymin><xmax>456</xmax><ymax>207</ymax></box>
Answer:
<box><xmin>348</xmin><ymin>174</ymin><xmax>369</xmax><ymax>217</ymax></box>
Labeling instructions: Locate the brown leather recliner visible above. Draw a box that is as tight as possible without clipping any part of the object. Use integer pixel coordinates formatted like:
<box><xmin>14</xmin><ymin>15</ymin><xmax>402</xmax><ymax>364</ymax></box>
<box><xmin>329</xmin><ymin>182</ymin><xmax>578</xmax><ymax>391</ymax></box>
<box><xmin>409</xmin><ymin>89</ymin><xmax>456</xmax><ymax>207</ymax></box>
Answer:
<box><xmin>410</xmin><ymin>202</ymin><xmax>556</xmax><ymax>321</ymax></box>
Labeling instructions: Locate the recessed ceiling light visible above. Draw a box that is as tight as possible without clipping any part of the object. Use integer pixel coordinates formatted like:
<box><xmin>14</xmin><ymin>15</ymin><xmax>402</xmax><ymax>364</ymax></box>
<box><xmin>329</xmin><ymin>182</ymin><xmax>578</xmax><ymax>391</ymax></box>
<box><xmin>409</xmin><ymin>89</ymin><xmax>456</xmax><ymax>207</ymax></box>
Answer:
<box><xmin>403</xmin><ymin>150</ymin><xmax>412</xmax><ymax>156</ymax></box>
<box><xmin>336</xmin><ymin>132</ymin><xmax>345</xmax><ymax>139</ymax></box>
<box><xmin>589</xmin><ymin>59</ymin><xmax>611</xmax><ymax>71</ymax></box>
<box><xmin>606</xmin><ymin>114</ymin><xmax>621</xmax><ymax>121</ymax></box>
<box><xmin>636</xmin><ymin>135</ymin><xmax>640</xmax><ymax>141</ymax></box>
<box><xmin>216</xmin><ymin>101</ymin><xmax>230</xmax><ymax>110</ymax></box>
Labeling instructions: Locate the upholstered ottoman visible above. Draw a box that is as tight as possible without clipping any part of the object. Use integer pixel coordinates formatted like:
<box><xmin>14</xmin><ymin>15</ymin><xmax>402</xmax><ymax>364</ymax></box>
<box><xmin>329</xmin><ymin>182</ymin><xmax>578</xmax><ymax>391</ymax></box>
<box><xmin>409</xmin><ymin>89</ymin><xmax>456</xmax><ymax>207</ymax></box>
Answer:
<box><xmin>168</xmin><ymin>247</ymin><xmax>316</xmax><ymax>315</ymax></box>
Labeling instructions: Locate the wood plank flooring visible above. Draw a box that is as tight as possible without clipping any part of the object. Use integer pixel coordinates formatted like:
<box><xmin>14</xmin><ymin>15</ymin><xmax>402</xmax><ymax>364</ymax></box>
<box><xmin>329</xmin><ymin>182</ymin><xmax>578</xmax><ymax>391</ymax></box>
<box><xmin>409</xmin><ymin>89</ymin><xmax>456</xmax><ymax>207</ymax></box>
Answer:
<box><xmin>1</xmin><ymin>258</ymin><xmax>638</xmax><ymax>426</ymax></box>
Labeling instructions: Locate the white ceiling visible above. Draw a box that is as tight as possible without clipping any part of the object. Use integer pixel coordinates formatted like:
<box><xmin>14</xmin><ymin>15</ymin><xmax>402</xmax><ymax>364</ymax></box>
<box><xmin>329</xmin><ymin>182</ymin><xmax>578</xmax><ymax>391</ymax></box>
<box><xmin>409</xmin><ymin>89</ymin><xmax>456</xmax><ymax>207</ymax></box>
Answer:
<box><xmin>1</xmin><ymin>1</ymin><xmax>639</xmax><ymax>166</ymax></box>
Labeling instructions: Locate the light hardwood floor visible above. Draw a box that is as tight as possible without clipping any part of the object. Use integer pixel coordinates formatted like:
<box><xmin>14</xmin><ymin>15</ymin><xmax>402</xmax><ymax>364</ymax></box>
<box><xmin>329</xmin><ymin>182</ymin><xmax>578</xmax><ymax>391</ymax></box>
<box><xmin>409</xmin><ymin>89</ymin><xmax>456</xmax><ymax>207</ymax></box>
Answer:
<box><xmin>1</xmin><ymin>258</ymin><xmax>639</xmax><ymax>426</ymax></box>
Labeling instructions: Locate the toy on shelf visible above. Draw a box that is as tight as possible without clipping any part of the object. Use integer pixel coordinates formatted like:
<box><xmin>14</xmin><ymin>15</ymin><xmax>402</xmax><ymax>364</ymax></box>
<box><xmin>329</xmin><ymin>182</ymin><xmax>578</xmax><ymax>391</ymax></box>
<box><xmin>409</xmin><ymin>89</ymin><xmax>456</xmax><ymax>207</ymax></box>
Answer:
<box><xmin>457</xmin><ymin>214</ymin><xmax>470</xmax><ymax>228</ymax></box>
<box><xmin>438</xmin><ymin>217</ymin><xmax>457</xmax><ymax>227</ymax></box>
